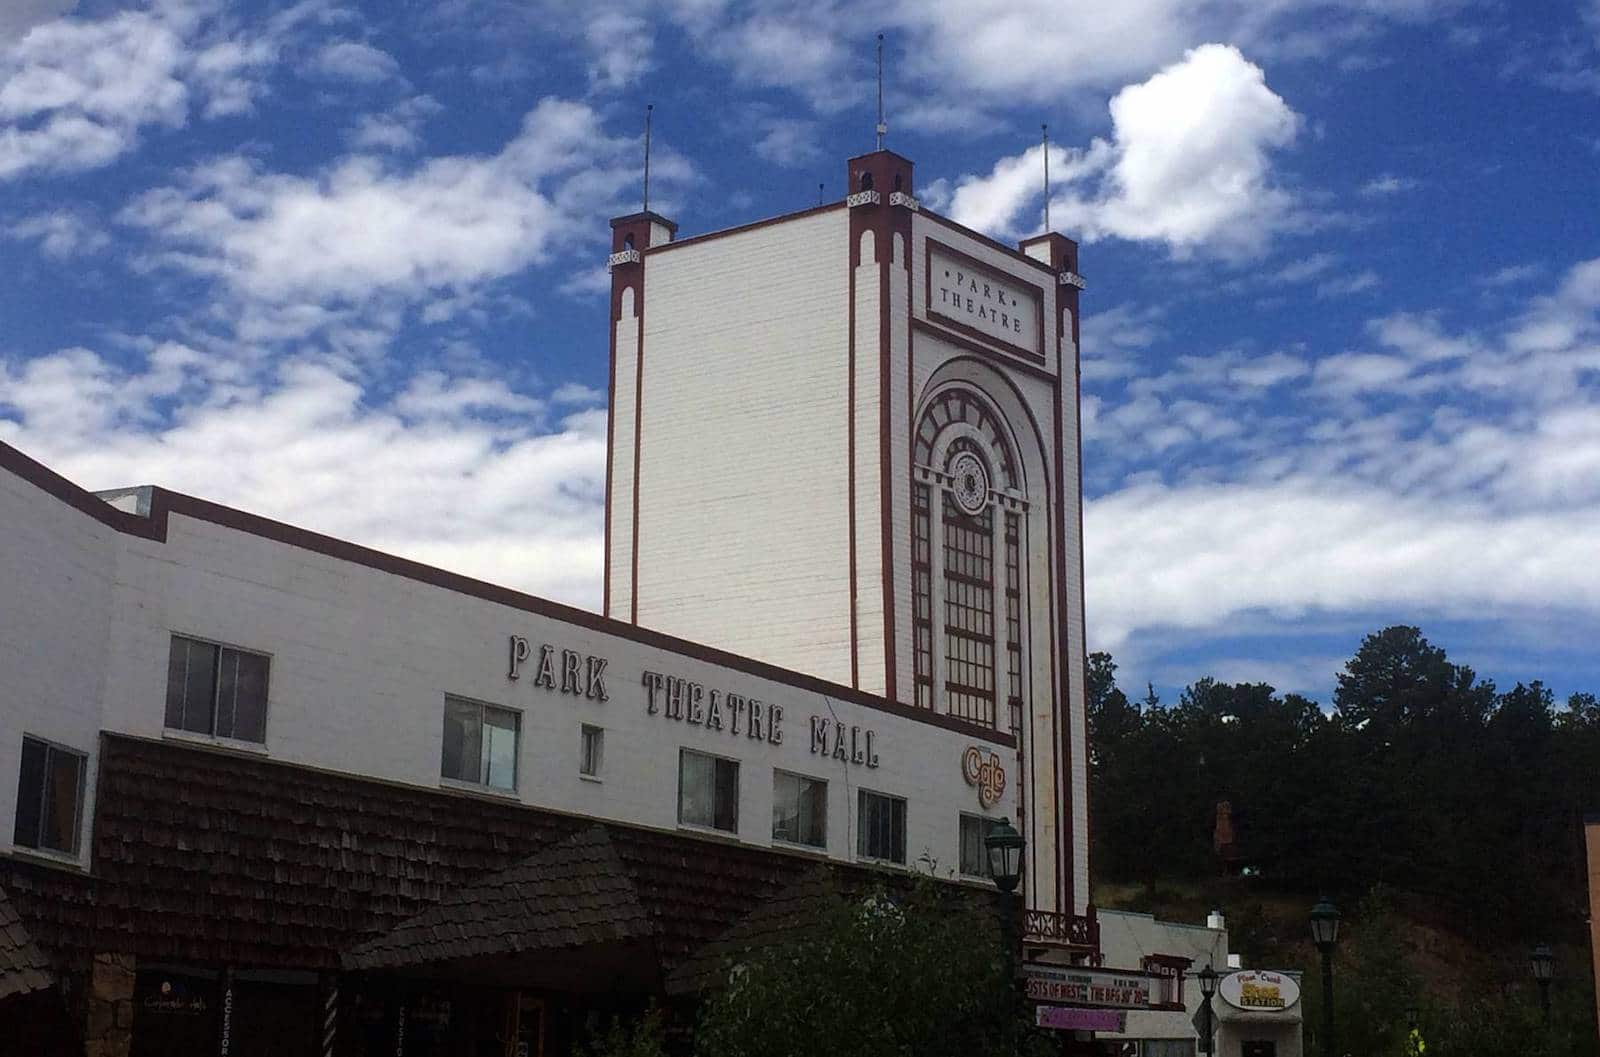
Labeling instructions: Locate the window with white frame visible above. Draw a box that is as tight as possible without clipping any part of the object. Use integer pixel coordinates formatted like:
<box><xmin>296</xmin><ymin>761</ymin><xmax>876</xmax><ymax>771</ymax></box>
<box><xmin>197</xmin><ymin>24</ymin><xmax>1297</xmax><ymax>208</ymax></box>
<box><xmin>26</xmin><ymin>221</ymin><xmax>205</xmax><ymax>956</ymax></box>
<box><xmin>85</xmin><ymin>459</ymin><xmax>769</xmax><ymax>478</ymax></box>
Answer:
<box><xmin>579</xmin><ymin>724</ymin><xmax>604</xmax><ymax>778</ymax></box>
<box><xmin>772</xmin><ymin>770</ymin><xmax>827</xmax><ymax>848</ymax></box>
<box><xmin>678</xmin><ymin>749</ymin><xmax>738</xmax><ymax>832</ymax></box>
<box><xmin>13</xmin><ymin>736</ymin><xmax>86</xmax><ymax>856</ymax></box>
<box><xmin>857</xmin><ymin>789</ymin><xmax>907</xmax><ymax>864</ymax></box>
<box><xmin>959</xmin><ymin>813</ymin><xmax>1002</xmax><ymax>878</ymax></box>
<box><xmin>441</xmin><ymin>697</ymin><xmax>520</xmax><ymax>792</ymax></box>
<box><xmin>165</xmin><ymin>634</ymin><xmax>270</xmax><ymax>743</ymax></box>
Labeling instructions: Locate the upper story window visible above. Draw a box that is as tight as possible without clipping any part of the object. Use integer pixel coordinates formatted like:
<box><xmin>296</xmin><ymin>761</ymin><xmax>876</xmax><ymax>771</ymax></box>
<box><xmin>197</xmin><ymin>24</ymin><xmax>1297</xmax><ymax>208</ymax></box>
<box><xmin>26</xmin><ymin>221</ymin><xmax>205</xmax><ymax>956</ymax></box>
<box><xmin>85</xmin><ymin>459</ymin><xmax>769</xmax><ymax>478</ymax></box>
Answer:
<box><xmin>579</xmin><ymin>724</ymin><xmax>604</xmax><ymax>779</ymax></box>
<box><xmin>772</xmin><ymin>770</ymin><xmax>827</xmax><ymax>849</ymax></box>
<box><xmin>441</xmin><ymin>697</ymin><xmax>520</xmax><ymax>793</ymax></box>
<box><xmin>911</xmin><ymin>388</ymin><xmax>1028</xmax><ymax>733</ymax></box>
<box><xmin>857</xmin><ymin>789</ymin><xmax>906</xmax><ymax>864</ymax></box>
<box><xmin>13</xmin><ymin>735</ymin><xmax>86</xmax><ymax>856</ymax></box>
<box><xmin>679</xmin><ymin>748</ymin><xmax>738</xmax><ymax>833</ymax></box>
<box><xmin>958</xmin><ymin>813</ymin><xmax>1002</xmax><ymax>878</ymax></box>
<box><xmin>165</xmin><ymin>635</ymin><xmax>270</xmax><ymax>743</ymax></box>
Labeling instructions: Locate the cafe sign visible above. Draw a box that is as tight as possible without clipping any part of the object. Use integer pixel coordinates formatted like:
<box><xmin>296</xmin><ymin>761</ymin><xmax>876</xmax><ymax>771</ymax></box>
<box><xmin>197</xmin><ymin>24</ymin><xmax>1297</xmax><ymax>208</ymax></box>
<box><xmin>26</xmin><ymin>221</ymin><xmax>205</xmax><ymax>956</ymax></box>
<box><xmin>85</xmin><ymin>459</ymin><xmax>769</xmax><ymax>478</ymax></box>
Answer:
<box><xmin>1023</xmin><ymin>964</ymin><xmax>1152</xmax><ymax>1009</ymax></box>
<box><xmin>1219</xmin><ymin>970</ymin><xmax>1300</xmax><ymax>1011</ymax></box>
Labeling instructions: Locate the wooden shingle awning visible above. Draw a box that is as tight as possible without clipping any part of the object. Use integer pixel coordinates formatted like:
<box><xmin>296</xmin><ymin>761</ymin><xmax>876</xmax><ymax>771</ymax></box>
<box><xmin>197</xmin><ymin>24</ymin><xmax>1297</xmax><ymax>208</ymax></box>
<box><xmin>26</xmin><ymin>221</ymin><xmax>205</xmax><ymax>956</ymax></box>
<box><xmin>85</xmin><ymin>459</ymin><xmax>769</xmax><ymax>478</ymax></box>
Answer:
<box><xmin>0</xmin><ymin>883</ymin><xmax>54</xmax><ymax>1001</ymax></box>
<box><xmin>342</xmin><ymin>826</ymin><xmax>657</xmax><ymax>986</ymax></box>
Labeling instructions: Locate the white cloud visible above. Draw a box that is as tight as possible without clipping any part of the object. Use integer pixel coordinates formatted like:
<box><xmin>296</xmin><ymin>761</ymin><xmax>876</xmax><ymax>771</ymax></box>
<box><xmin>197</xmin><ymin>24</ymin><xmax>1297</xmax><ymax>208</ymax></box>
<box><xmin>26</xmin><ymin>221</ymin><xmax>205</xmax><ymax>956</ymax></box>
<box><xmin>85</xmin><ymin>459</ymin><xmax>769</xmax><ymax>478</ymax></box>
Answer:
<box><xmin>1083</xmin><ymin>257</ymin><xmax>1600</xmax><ymax>652</ymax></box>
<box><xmin>584</xmin><ymin>11</ymin><xmax>653</xmax><ymax>90</ymax></box>
<box><xmin>0</xmin><ymin>345</ymin><xmax>607</xmax><ymax>609</ymax></box>
<box><xmin>308</xmin><ymin>40</ymin><xmax>399</xmax><ymax>83</ymax></box>
<box><xmin>347</xmin><ymin>94</ymin><xmax>441</xmax><ymax>152</ymax></box>
<box><xmin>0</xmin><ymin>0</ymin><xmax>77</xmax><ymax>43</ymax></box>
<box><xmin>1315</xmin><ymin>269</ymin><xmax>1380</xmax><ymax>298</ymax></box>
<box><xmin>752</xmin><ymin>117</ymin><xmax>822</xmax><ymax>167</ymax></box>
<box><xmin>122</xmin><ymin>98</ymin><xmax>682</xmax><ymax>321</ymax></box>
<box><xmin>0</xmin><ymin>0</ymin><xmax>301</xmax><ymax>180</ymax></box>
<box><xmin>938</xmin><ymin>46</ymin><xmax>1301</xmax><ymax>258</ymax></box>
<box><xmin>9</xmin><ymin>207</ymin><xmax>109</xmax><ymax>258</ymax></box>
<box><xmin>1359</xmin><ymin>173</ymin><xmax>1418</xmax><ymax>195</ymax></box>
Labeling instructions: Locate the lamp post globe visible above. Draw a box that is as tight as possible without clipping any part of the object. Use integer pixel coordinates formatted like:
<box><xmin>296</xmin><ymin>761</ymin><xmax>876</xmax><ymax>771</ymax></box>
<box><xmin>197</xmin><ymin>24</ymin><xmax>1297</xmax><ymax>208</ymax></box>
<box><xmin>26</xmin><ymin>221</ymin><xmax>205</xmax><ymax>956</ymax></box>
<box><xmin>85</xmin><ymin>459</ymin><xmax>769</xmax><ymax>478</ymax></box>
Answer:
<box><xmin>1310</xmin><ymin>897</ymin><xmax>1341</xmax><ymax>952</ymax></box>
<box><xmin>985</xmin><ymin>817</ymin><xmax>1025</xmax><ymax>894</ymax></box>
<box><xmin>1197</xmin><ymin>963</ymin><xmax>1219</xmax><ymax>1056</ymax></box>
<box><xmin>1310</xmin><ymin>897</ymin><xmax>1340</xmax><ymax>1057</ymax></box>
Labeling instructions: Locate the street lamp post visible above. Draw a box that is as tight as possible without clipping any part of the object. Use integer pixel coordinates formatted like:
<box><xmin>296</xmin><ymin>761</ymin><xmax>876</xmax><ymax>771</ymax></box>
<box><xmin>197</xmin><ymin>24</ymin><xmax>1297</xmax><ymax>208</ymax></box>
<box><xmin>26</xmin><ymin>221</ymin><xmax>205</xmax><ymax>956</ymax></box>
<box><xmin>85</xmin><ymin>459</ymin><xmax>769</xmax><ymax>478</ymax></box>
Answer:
<box><xmin>1529</xmin><ymin>943</ymin><xmax>1554</xmax><ymax>1024</ymax></box>
<box><xmin>1310</xmin><ymin>897</ymin><xmax>1341</xmax><ymax>1057</ymax></box>
<box><xmin>985</xmin><ymin>818</ymin><xmax>1026</xmax><ymax>1050</ymax></box>
<box><xmin>1197</xmin><ymin>963</ymin><xmax>1219</xmax><ymax>1057</ymax></box>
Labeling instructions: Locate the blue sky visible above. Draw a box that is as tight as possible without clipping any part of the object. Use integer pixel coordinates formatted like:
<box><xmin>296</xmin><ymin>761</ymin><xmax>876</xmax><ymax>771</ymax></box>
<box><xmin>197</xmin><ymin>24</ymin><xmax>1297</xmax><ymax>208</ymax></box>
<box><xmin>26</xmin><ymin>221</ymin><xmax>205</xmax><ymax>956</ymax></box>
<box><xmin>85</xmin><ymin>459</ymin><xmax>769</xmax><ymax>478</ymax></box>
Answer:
<box><xmin>3</xmin><ymin>0</ymin><xmax>1598</xmax><ymax>706</ymax></box>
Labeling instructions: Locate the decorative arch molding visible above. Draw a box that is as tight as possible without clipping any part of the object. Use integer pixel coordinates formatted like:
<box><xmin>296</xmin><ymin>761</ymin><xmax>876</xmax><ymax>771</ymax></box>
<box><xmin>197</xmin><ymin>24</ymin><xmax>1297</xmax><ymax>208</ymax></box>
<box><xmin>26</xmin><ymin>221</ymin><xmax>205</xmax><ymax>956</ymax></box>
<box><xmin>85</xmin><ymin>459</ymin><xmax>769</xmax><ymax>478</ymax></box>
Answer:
<box><xmin>908</xmin><ymin>366</ymin><xmax>1052</xmax><ymax>741</ymax></box>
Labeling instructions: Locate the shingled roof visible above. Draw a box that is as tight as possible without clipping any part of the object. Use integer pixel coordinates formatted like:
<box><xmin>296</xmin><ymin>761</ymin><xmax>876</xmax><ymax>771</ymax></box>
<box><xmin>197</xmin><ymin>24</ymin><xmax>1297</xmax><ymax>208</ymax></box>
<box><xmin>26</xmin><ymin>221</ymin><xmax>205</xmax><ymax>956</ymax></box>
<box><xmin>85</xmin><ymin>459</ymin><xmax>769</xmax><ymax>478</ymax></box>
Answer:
<box><xmin>343</xmin><ymin>826</ymin><xmax>653</xmax><ymax>972</ymax></box>
<box><xmin>0</xmin><ymin>883</ymin><xmax>54</xmax><ymax>1001</ymax></box>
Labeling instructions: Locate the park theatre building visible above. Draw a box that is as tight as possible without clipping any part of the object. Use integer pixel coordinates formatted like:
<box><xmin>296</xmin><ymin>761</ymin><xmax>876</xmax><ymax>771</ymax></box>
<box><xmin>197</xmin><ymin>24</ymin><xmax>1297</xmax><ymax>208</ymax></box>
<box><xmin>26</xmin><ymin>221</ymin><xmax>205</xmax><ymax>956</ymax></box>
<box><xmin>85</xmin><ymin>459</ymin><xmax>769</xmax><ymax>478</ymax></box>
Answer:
<box><xmin>1</xmin><ymin>149</ymin><xmax>1120</xmax><ymax>1056</ymax></box>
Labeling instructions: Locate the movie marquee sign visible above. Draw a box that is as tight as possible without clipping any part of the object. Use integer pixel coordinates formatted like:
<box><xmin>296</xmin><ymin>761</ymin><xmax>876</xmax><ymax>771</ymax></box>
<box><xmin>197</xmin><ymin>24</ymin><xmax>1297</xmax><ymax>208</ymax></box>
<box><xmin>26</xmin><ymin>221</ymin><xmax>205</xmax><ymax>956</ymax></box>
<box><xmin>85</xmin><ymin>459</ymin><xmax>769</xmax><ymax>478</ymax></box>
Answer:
<box><xmin>926</xmin><ymin>242</ymin><xmax>1044</xmax><ymax>361</ymax></box>
<box><xmin>506</xmin><ymin>635</ymin><xmax>881</xmax><ymax>768</ymax></box>
<box><xmin>1023</xmin><ymin>964</ymin><xmax>1153</xmax><ymax>1009</ymax></box>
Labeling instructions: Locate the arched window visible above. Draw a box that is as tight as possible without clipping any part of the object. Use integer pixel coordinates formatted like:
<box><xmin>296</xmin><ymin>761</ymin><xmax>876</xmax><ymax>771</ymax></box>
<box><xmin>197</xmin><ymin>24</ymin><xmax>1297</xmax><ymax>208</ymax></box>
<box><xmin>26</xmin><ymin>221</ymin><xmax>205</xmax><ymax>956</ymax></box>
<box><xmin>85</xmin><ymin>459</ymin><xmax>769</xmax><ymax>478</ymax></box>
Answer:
<box><xmin>860</xmin><ymin>171</ymin><xmax>874</xmax><ymax>191</ymax></box>
<box><xmin>911</xmin><ymin>389</ymin><xmax>1027</xmax><ymax>733</ymax></box>
<box><xmin>623</xmin><ymin>234</ymin><xmax>635</xmax><ymax>251</ymax></box>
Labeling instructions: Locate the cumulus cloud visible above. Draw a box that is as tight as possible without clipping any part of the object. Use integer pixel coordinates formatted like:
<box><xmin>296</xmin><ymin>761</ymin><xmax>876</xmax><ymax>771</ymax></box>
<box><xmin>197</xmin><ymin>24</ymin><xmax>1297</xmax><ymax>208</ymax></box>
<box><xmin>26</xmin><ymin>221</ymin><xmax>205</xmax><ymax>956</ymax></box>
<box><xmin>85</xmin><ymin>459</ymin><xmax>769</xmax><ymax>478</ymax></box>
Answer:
<box><xmin>8</xmin><ymin>207</ymin><xmax>109</xmax><ymax>258</ymax></box>
<box><xmin>0</xmin><ymin>345</ymin><xmax>607</xmax><ymax>608</ymax></box>
<box><xmin>0</xmin><ymin>0</ymin><xmax>302</xmax><ymax>180</ymax></box>
<box><xmin>0</xmin><ymin>0</ymin><xmax>77</xmax><ymax>43</ymax></box>
<box><xmin>308</xmin><ymin>40</ymin><xmax>399</xmax><ymax>83</ymax></box>
<box><xmin>938</xmin><ymin>45</ymin><xmax>1301</xmax><ymax>258</ymax></box>
<box><xmin>121</xmin><ymin>97</ymin><xmax>688</xmax><ymax>322</ymax></box>
<box><xmin>1082</xmin><ymin>257</ymin><xmax>1600</xmax><ymax>657</ymax></box>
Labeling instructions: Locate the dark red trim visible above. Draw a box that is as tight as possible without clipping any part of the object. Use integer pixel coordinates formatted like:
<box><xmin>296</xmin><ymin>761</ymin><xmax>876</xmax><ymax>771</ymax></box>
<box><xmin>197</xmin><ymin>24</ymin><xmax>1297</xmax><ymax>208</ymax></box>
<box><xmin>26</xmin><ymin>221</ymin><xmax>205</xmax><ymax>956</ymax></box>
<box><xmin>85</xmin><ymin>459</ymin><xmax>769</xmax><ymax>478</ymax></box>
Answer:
<box><xmin>919</xmin><ymin>212</ymin><xmax>1057</xmax><ymax>278</ymax></box>
<box><xmin>910</xmin><ymin>319</ymin><xmax>1058</xmax><ymax>384</ymax></box>
<box><xmin>1070</xmin><ymin>280</ymin><xmax>1089</xmax><ymax>910</ymax></box>
<box><xmin>924</xmin><ymin>239</ymin><xmax>1047</xmax><ymax>364</ymax></box>
<box><xmin>1052</xmin><ymin>313</ymin><xmax>1074</xmax><ymax>914</ymax></box>
<box><xmin>631</xmin><ymin>275</ymin><xmax>645</xmax><ymax>625</ymax></box>
<box><xmin>878</xmin><ymin>222</ymin><xmax>903</xmax><ymax>705</ymax></box>
<box><xmin>648</xmin><ymin>202</ymin><xmax>847</xmax><ymax>256</ymax></box>
<box><xmin>0</xmin><ymin>439</ymin><xmax>1017</xmax><ymax>748</ymax></box>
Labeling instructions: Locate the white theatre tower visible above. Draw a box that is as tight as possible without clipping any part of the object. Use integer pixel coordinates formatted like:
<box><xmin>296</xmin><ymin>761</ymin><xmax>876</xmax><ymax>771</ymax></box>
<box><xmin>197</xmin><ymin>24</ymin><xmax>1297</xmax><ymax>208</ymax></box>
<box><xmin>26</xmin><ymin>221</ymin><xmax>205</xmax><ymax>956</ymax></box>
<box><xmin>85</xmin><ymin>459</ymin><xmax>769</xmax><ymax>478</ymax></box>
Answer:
<box><xmin>604</xmin><ymin>149</ymin><xmax>1092</xmax><ymax>921</ymax></box>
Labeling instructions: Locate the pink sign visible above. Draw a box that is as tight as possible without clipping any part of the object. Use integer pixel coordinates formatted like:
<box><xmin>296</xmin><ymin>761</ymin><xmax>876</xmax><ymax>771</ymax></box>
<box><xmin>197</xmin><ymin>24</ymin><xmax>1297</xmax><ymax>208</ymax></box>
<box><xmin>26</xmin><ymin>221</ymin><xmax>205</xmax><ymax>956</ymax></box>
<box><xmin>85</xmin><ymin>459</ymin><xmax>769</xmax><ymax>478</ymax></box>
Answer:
<box><xmin>1034</xmin><ymin>1005</ymin><xmax>1126</xmax><ymax>1032</ymax></box>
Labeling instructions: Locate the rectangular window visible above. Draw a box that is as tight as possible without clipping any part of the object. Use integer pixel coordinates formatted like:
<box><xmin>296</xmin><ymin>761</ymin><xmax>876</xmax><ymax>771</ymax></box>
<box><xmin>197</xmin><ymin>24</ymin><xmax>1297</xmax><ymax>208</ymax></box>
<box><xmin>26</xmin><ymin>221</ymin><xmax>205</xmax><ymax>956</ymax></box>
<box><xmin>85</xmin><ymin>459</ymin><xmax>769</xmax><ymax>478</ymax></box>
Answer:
<box><xmin>164</xmin><ymin>635</ymin><xmax>270</xmax><ymax>743</ymax></box>
<box><xmin>959</xmin><ymin>813</ymin><xmax>1002</xmax><ymax>878</ymax></box>
<box><xmin>857</xmin><ymin>789</ymin><xmax>907</xmax><ymax>864</ymax></box>
<box><xmin>441</xmin><ymin>697</ymin><xmax>520</xmax><ymax>792</ymax></box>
<box><xmin>771</xmin><ymin>771</ymin><xmax>827</xmax><ymax>848</ymax></box>
<box><xmin>678</xmin><ymin>749</ymin><xmax>739</xmax><ymax>832</ymax></box>
<box><xmin>942</xmin><ymin>494</ymin><xmax>996</xmax><ymax>727</ymax></box>
<box><xmin>579</xmin><ymin>724</ymin><xmax>604</xmax><ymax>778</ymax></box>
<box><xmin>13</xmin><ymin>736</ymin><xmax>86</xmax><ymax>855</ymax></box>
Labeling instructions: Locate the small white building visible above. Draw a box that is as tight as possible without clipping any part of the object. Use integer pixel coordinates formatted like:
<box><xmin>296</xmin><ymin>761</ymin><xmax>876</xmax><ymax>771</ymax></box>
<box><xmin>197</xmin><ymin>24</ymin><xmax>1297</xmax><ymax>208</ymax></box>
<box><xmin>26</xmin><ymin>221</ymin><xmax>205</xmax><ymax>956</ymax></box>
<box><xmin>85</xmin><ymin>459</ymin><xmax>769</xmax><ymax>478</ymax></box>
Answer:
<box><xmin>1097</xmin><ymin>908</ymin><xmax>1305</xmax><ymax>1057</ymax></box>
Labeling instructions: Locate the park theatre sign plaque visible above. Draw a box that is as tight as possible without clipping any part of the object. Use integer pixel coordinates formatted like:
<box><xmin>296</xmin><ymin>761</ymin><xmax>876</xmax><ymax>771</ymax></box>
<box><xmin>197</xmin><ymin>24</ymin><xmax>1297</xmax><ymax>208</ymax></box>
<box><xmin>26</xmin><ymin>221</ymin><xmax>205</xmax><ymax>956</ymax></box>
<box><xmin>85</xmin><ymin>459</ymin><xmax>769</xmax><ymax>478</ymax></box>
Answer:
<box><xmin>927</xmin><ymin>242</ymin><xmax>1043</xmax><ymax>359</ymax></box>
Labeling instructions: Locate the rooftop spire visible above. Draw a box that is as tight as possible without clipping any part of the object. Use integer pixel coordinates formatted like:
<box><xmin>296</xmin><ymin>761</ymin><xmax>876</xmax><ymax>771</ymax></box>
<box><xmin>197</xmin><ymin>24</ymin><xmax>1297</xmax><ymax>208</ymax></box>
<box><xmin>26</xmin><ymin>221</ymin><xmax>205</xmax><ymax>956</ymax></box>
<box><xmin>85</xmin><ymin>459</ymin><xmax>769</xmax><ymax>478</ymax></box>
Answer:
<box><xmin>642</xmin><ymin>103</ymin><xmax>654</xmax><ymax>213</ymax></box>
<box><xmin>1042</xmin><ymin>123</ymin><xmax>1050</xmax><ymax>232</ymax></box>
<box><xmin>875</xmin><ymin>33</ymin><xmax>887</xmax><ymax>151</ymax></box>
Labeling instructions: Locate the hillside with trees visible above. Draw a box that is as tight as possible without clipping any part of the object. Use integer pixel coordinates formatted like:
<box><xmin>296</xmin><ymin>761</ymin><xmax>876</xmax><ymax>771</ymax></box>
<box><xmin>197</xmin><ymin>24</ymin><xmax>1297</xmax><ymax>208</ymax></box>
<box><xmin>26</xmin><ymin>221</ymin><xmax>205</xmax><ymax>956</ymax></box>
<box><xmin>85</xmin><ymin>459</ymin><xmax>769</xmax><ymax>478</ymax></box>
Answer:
<box><xmin>1088</xmin><ymin>626</ymin><xmax>1600</xmax><ymax>1054</ymax></box>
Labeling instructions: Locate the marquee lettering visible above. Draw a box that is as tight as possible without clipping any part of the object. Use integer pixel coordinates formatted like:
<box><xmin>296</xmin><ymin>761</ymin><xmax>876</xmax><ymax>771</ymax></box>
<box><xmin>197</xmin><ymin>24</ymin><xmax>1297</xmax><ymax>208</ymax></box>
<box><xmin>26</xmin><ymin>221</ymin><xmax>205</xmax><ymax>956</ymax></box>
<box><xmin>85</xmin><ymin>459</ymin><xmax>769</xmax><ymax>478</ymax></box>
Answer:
<box><xmin>508</xmin><ymin>635</ymin><xmax>609</xmax><ymax>702</ymax></box>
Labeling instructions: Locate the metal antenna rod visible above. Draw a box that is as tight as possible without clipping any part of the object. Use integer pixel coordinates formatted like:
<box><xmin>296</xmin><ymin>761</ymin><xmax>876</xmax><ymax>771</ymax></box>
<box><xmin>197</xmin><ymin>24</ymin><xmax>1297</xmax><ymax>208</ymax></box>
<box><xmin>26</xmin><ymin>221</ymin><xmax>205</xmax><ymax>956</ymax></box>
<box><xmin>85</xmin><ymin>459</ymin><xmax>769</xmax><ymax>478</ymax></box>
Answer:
<box><xmin>1042</xmin><ymin>123</ymin><xmax>1050</xmax><ymax>232</ymax></box>
<box><xmin>875</xmin><ymin>33</ymin><xmax>887</xmax><ymax>151</ymax></box>
<box><xmin>642</xmin><ymin>104</ymin><xmax>653</xmax><ymax>213</ymax></box>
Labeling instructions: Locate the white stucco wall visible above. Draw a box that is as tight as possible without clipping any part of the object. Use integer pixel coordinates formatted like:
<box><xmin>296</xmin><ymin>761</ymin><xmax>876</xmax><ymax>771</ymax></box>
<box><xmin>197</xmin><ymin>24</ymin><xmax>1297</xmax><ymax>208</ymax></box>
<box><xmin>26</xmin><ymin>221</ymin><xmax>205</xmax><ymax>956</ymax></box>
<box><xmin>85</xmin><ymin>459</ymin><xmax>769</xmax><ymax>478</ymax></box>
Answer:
<box><xmin>1</xmin><ymin>448</ymin><xmax>1018</xmax><ymax>879</ymax></box>
<box><xmin>0</xmin><ymin>466</ymin><xmax>118</xmax><ymax>866</ymax></box>
<box><xmin>627</xmin><ymin>208</ymin><xmax>854</xmax><ymax>685</ymax></box>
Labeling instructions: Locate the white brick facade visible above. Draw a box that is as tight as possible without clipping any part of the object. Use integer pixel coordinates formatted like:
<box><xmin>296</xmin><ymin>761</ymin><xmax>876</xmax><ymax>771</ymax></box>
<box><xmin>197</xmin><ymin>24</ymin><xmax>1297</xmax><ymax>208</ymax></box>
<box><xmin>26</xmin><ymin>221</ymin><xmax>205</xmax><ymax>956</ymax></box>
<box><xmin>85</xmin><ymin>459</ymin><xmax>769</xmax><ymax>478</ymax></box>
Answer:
<box><xmin>604</xmin><ymin>151</ymin><xmax>1092</xmax><ymax>917</ymax></box>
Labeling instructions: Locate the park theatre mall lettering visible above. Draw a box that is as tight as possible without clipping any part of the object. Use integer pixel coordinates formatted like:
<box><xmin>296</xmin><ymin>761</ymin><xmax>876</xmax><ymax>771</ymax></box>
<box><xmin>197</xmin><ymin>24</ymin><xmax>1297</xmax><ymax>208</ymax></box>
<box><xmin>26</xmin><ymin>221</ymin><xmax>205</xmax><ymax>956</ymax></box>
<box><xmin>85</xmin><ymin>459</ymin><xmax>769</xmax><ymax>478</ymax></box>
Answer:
<box><xmin>503</xmin><ymin>636</ymin><xmax>881</xmax><ymax>768</ymax></box>
<box><xmin>642</xmin><ymin>671</ymin><xmax>880</xmax><ymax>768</ymax></box>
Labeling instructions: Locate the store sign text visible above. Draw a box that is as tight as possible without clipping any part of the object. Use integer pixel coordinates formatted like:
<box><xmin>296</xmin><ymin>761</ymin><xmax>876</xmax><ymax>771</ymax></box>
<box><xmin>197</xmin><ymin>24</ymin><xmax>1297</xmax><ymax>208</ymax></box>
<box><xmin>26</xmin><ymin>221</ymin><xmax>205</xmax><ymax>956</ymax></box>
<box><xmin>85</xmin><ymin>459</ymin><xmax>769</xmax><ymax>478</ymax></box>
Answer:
<box><xmin>507</xmin><ymin>636</ymin><xmax>609</xmax><ymax>701</ymax></box>
<box><xmin>929</xmin><ymin>246</ymin><xmax>1040</xmax><ymax>352</ymax></box>
<box><xmin>642</xmin><ymin>670</ymin><xmax>784</xmax><ymax>744</ymax></box>
<box><xmin>1022</xmin><ymin>964</ymin><xmax>1152</xmax><ymax>1009</ymax></box>
<box><xmin>1219</xmin><ymin>969</ymin><xmax>1300</xmax><ymax>1011</ymax></box>
<box><xmin>962</xmin><ymin>746</ymin><xmax>1006</xmax><ymax>807</ymax></box>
